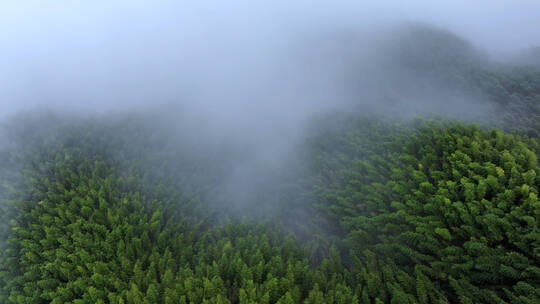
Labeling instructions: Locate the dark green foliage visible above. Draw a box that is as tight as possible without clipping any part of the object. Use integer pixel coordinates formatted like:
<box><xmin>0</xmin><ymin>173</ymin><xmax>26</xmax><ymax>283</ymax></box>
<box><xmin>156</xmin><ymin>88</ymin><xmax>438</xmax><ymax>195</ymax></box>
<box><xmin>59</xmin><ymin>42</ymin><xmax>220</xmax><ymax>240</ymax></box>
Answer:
<box><xmin>1</xmin><ymin>114</ymin><xmax>538</xmax><ymax>303</ymax></box>
<box><xmin>386</xmin><ymin>24</ymin><xmax>540</xmax><ymax>136</ymax></box>
<box><xmin>0</xmin><ymin>120</ymin><xmax>359</xmax><ymax>303</ymax></box>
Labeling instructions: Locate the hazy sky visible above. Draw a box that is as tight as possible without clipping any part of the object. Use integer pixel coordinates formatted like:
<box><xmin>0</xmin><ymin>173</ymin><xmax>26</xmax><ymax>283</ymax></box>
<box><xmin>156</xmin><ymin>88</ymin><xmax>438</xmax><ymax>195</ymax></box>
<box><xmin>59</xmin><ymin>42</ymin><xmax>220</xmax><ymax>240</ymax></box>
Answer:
<box><xmin>0</xmin><ymin>0</ymin><xmax>539</xmax><ymax>219</ymax></box>
<box><xmin>0</xmin><ymin>0</ymin><xmax>539</xmax><ymax>116</ymax></box>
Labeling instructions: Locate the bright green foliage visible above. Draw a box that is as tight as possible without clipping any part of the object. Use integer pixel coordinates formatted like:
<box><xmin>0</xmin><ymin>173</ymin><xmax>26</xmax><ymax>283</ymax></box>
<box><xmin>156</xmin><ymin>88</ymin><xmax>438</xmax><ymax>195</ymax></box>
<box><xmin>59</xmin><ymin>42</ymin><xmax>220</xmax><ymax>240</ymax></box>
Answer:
<box><xmin>317</xmin><ymin>120</ymin><xmax>540</xmax><ymax>303</ymax></box>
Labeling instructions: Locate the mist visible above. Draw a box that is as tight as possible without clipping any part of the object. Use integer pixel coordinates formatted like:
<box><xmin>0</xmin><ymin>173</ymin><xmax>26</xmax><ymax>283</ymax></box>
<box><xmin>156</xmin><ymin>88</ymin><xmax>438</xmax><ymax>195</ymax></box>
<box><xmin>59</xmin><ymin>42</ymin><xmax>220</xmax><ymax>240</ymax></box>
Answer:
<box><xmin>1</xmin><ymin>0</ymin><xmax>540</xmax><ymax>216</ymax></box>
<box><xmin>2</xmin><ymin>0</ymin><xmax>540</xmax><ymax>113</ymax></box>
<box><xmin>2</xmin><ymin>2</ymin><xmax>540</xmax><ymax>301</ymax></box>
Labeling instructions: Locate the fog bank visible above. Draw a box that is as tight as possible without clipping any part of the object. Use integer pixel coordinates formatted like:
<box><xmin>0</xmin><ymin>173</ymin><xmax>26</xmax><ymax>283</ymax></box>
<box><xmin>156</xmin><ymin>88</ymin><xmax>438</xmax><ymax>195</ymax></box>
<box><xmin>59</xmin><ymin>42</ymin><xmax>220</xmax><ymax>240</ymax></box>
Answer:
<box><xmin>1</xmin><ymin>1</ymin><xmax>539</xmax><ymax>216</ymax></box>
<box><xmin>1</xmin><ymin>1</ymin><xmax>539</xmax><ymax>116</ymax></box>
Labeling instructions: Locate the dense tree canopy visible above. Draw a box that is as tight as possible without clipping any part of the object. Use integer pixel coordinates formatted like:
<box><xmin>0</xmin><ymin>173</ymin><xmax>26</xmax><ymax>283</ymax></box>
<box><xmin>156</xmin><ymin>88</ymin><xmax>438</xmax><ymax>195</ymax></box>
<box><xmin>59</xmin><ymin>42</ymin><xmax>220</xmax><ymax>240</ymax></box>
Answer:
<box><xmin>1</xmin><ymin>26</ymin><xmax>539</xmax><ymax>303</ymax></box>
<box><xmin>314</xmin><ymin>120</ymin><xmax>540</xmax><ymax>303</ymax></box>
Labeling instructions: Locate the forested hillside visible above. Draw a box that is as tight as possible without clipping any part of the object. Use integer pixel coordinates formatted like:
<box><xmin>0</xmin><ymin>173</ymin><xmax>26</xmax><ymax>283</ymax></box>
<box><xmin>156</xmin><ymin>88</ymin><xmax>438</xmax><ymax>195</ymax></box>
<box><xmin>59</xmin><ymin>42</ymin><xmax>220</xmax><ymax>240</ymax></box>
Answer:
<box><xmin>384</xmin><ymin>25</ymin><xmax>540</xmax><ymax>136</ymax></box>
<box><xmin>1</xmin><ymin>25</ymin><xmax>539</xmax><ymax>303</ymax></box>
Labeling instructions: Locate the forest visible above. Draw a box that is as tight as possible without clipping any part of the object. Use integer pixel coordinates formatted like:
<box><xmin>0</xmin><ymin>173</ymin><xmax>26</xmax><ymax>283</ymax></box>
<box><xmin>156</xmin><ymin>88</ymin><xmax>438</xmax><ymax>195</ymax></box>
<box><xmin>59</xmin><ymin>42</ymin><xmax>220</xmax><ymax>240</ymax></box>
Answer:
<box><xmin>0</xmin><ymin>25</ymin><xmax>539</xmax><ymax>304</ymax></box>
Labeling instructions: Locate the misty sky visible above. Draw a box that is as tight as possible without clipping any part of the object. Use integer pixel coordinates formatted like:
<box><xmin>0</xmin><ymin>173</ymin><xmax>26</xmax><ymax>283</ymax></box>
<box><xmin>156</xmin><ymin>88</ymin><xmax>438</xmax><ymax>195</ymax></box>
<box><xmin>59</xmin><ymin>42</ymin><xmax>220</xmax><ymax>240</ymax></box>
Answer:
<box><xmin>1</xmin><ymin>0</ymin><xmax>539</xmax><ymax>117</ymax></box>
<box><xmin>0</xmin><ymin>0</ymin><xmax>539</xmax><ymax>217</ymax></box>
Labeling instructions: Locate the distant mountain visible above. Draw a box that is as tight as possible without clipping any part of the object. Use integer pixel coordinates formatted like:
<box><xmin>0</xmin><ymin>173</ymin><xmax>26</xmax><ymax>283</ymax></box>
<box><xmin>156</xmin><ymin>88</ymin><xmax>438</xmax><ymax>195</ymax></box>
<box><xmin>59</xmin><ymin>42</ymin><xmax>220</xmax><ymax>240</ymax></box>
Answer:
<box><xmin>380</xmin><ymin>24</ymin><xmax>540</xmax><ymax>136</ymax></box>
<box><xmin>512</xmin><ymin>46</ymin><xmax>540</xmax><ymax>68</ymax></box>
<box><xmin>387</xmin><ymin>23</ymin><xmax>484</xmax><ymax>73</ymax></box>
